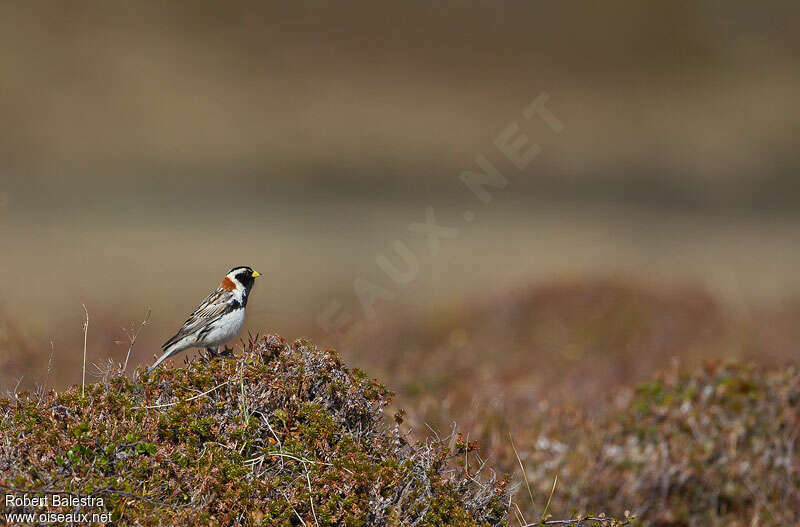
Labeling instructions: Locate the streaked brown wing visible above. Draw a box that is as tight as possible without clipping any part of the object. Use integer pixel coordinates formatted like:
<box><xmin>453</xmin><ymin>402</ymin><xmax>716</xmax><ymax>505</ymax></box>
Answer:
<box><xmin>162</xmin><ymin>288</ymin><xmax>235</xmax><ymax>350</ymax></box>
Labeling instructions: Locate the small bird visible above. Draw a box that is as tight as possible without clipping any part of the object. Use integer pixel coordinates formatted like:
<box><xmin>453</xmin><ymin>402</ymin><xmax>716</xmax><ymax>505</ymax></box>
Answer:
<box><xmin>148</xmin><ymin>266</ymin><xmax>260</xmax><ymax>373</ymax></box>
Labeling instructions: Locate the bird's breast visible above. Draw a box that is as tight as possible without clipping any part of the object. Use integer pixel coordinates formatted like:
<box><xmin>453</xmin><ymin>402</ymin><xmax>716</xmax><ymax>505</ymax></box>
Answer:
<box><xmin>199</xmin><ymin>308</ymin><xmax>246</xmax><ymax>346</ymax></box>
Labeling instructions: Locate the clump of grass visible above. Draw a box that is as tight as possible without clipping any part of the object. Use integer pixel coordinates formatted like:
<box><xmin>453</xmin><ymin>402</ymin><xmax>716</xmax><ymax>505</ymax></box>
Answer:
<box><xmin>517</xmin><ymin>362</ymin><xmax>800</xmax><ymax>527</ymax></box>
<box><xmin>0</xmin><ymin>334</ymin><xmax>509</xmax><ymax>526</ymax></box>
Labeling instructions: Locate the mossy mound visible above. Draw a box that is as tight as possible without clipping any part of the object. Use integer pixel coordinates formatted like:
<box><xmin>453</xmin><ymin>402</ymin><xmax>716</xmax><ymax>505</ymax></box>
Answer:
<box><xmin>521</xmin><ymin>362</ymin><xmax>800</xmax><ymax>527</ymax></box>
<box><xmin>0</xmin><ymin>335</ymin><xmax>508</xmax><ymax>526</ymax></box>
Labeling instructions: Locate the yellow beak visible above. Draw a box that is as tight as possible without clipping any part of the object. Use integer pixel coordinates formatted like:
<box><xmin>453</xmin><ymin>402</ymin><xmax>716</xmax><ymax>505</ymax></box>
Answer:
<box><xmin>252</xmin><ymin>271</ymin><xmax>261</xmax><ymax>278</ymax></box>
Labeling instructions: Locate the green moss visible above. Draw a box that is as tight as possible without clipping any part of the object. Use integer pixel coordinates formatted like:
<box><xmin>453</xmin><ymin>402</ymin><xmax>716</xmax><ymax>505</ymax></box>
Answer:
<box><xmin>0</xmin><ymin>334</ymin><xmax>507</xmax><ymax>526</ymax></box>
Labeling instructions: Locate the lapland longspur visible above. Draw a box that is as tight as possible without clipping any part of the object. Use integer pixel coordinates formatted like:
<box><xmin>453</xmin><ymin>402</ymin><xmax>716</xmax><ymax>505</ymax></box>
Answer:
<box><xmin>148</xmin><ymin>266</ymin><xmax>260</xmax><ymax>373</ymax></box>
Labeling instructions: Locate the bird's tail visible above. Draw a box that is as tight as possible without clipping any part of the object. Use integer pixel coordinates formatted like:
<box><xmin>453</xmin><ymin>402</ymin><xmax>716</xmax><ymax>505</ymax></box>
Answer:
<box><xmin>147</xmin><ymin>340</ymin><xmax>185</xmax><ymax>374</ymax></box>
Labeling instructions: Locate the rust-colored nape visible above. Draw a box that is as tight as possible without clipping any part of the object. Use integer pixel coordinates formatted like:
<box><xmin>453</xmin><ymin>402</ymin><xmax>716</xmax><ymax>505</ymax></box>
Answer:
<box><xmin>220</xmin><ymin>277</ymin><xmax>237</xmax><ymax>290</ymax></box>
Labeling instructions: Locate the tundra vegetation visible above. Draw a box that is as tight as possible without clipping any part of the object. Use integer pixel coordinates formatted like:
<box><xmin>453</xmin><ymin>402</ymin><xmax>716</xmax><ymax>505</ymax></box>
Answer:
<box><xmin>1</xmin><ymin>335</ymin><xmax>512</xmax><ymax>526</ymax></box>
<box><xmin>2</xmin><ymin>280</ymin><xmax>798</xmax><ymax>526</ymax></box>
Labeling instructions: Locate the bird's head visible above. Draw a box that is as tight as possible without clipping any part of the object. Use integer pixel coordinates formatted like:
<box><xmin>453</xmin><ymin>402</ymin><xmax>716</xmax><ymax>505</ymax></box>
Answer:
<box><xmin>221</xmin><ymin>266</ymin><xmax>261</xmax><ymax>291</ymax></box>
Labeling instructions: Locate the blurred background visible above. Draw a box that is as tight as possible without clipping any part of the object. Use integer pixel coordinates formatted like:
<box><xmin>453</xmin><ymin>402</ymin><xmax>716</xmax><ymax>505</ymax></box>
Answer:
<box><xmin>1</xmin><ymin>1</ymin><xmax>799</xmax><ymax>413</ymax></box>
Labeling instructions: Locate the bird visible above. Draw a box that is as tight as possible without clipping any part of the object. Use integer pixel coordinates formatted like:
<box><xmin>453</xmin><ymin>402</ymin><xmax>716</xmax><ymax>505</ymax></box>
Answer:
<box><xmin>148</xmin><ymin>266</ymin><xmax>260</xmax><ymax>373</ymax></box>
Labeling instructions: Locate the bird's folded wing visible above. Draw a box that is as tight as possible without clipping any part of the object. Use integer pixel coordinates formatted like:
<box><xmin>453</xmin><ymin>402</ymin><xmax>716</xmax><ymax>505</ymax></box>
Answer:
<box><xmin>164</xmin><ymin>289</ymin><xmax>236</xmax><ymax>345</ymax></box>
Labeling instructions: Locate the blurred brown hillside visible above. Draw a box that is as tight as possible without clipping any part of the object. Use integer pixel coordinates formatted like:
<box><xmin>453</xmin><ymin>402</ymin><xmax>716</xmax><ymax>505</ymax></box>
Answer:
<box><xmin>2</xmin><ymin>1</ymin><xmax>799</xmax><ymax>209</ymax></box>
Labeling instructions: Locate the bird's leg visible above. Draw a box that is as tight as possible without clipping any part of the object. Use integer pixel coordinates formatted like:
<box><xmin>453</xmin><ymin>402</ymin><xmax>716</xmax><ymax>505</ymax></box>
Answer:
<box><xmin>199</xmin><ymin>347</ymin><xmax>219</xmax><ymax>363</ymax></box>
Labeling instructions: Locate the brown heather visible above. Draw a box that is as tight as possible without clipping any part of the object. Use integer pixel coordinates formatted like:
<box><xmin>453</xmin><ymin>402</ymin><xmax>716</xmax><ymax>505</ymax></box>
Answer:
<box><xmin>3</xmin><ymin>281</ymin><xmax>799</xmax><ymax>526</ymax></box>
<box><xmin>0</xmin><ymin>335</ymin><xmax>509</xmax><ymax>526</ymax></box>
<box><xmin>338</xmin><ymin>280</ymin><xmax>800</xmax><ymax>526</ymax></box>
<box><xmin>516</xmin><ymin>362</ymin><xmax>800</xmax><ymax>526</ymax></box>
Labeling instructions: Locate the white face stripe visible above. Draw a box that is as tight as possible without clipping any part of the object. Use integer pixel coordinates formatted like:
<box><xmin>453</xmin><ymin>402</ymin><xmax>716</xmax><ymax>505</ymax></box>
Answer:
<box><xmin>226</xmin><ymin>267</ymin><xmax>251</xmax><ymax>278</ymax></box>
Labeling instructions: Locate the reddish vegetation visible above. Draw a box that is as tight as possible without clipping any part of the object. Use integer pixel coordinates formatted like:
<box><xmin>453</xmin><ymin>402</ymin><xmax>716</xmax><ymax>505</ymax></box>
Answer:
<box><xmin>340</xmin><ymin>280</ymin><xmax>759</xmax><ymax>430</ymax></box>
<box><xmin>336</xmin><ymin>279</ymin><xmax>800</xmax><ymax>525</ymax></box>
<box><xmin>513</xmin><ymin>362</ymin><xmax>800</xmax><ymax>526</ymax></box>
<box><xmin>0</xmin><ymin>336</ymin><xmax>509</xmax><ymax>526</ymax></box>
<box><xmin>2</xmin><ymin>279</ymin><xmax>798</xmax><ymax>525</ymax></box>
